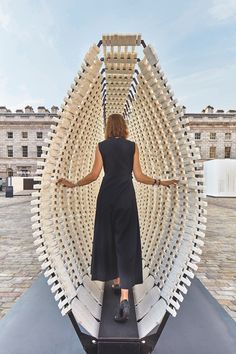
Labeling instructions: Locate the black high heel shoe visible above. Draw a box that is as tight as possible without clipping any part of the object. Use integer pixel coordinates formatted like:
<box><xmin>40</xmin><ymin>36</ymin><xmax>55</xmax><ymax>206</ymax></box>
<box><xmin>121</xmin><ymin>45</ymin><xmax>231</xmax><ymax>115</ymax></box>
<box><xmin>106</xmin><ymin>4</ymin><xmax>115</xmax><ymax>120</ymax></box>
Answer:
<box><xmin>114</xmin><ymin>299</ymin><xmax>130</xmax><ymax>322</ymax></box>
<box><xmin>111</xmin><ymin>283</ymin><xmax>121</xmax><ymax>295</ymax></box>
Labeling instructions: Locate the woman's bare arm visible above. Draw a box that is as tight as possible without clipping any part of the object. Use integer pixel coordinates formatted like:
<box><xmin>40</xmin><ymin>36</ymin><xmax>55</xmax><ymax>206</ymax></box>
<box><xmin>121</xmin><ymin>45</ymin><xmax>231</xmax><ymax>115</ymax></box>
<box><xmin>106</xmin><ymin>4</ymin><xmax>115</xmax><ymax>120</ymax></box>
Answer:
<box><xmin>56</xmin><ymin>144</ymin><xmax>103</xmax><ymax>187</ymax></box>
<box><xmin>133</xmin><ymin>143</ymin><xmax>179</xmax><ymax>187</ymax></box>
<box><xmin>133</xmin><ymin>143</ymin><xmax>156</xmax><ymax>185</ymax></box>
<box><xmin>75</xmin><ymin>144</ymin><xmax>103</xmax><ymax>186</ymax></box>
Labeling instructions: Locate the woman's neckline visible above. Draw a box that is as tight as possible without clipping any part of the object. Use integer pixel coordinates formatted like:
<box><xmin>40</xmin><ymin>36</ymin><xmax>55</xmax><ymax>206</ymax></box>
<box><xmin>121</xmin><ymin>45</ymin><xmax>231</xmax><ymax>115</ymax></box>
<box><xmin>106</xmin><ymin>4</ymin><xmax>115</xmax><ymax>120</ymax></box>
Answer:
<box><xmin>109</xmin><ymin>136</ymin><xmax>125</xmax><ymax>139</ymax></box>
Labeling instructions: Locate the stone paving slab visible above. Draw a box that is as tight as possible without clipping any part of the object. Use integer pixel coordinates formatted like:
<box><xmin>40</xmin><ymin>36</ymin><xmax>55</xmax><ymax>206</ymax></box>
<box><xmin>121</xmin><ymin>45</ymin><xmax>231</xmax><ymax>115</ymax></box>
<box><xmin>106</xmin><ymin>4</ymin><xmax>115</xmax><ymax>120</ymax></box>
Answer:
<box><xmin>0</xmin><ymin>193</ymin><xmax>236</xmax><ymax>321</ymax></box>
<box><xmin>0</xmin><ymin>193</ymin><xmax>41</xmax><ymax>319</ymax></box>
<box><xmin>196</xmin><ymin>196</ymin><xmax>236</xmax><ymax>321</ymax></box>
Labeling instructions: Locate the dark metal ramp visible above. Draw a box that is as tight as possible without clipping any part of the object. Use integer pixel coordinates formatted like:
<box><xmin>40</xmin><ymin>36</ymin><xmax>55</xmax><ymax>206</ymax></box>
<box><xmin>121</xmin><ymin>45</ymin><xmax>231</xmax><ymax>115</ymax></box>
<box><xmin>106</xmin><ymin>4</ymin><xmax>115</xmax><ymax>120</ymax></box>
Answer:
<box><xmin>98</xmin><ymin>280</ymin><xmax>139</xmax><ymax>339</ymax></box>
<box><xmin>97</xmin><ymin>280</ymin><xmax>140</xmax><ymax>353</ymax></box>
<box><xmin>0</xmin><ymin>273</ymin><xmax>236</xmax><ymax>354</ymax></box>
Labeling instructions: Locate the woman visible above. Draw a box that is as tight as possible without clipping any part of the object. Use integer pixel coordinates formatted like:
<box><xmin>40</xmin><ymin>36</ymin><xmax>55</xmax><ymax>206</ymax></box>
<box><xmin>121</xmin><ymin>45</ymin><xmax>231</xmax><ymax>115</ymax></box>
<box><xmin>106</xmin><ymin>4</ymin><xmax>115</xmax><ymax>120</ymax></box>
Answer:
<box><xmin>56</xmin><ymin>113</ymin><xmax>179</xmax><ymax>322</ymax></box>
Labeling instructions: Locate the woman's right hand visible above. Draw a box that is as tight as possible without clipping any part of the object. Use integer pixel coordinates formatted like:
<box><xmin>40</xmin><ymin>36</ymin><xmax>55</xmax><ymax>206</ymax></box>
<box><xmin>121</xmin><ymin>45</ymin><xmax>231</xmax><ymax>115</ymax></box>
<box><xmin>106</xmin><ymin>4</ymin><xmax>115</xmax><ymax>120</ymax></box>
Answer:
<box><xmin>55</xmin><ymin>178</ymin><xmax>76</xmax><ymax>188</ymax></box>
<box><xmin>160</xmin><ymin>179</ymin><xmax>179</xmax><ymax>188</ymax></box>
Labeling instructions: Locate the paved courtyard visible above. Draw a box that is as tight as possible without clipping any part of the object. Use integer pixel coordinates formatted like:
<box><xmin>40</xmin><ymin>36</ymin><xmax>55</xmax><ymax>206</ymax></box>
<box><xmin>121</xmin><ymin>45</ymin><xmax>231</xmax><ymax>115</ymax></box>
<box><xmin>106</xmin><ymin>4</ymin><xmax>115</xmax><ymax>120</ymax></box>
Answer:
<box><xmin>0</xmin><ymin>192</ymin><xmax>41</xmax><ymax>318</ymax></box>
<box><xmin>196</xmin><ymin>196</ymin><xmax>236</xmax><ymax>321</ymax></box>
<box><xmin>0</xmin><ymin>192</ymin><xmax>236</xmax><ymax>321</ymax></box>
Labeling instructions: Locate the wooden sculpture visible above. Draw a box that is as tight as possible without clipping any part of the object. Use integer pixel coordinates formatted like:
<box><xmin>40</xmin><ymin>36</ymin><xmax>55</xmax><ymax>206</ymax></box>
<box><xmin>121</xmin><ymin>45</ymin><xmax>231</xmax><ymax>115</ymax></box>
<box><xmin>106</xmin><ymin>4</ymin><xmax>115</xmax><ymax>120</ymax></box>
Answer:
<box><xmin>31</xmin><ymin>33</ymin><xmax>207</xmax><ymax>353</ymax></box>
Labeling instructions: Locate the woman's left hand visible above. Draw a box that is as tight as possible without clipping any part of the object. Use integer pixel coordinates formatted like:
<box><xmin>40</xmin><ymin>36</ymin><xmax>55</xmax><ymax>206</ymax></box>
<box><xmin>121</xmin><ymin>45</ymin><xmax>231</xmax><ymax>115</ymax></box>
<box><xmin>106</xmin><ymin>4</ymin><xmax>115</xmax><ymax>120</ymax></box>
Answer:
<box><xmin>55</xmin><ymin>178</ymin><xmax>77</xmax><ymax>188</ymax></box>
<box><xmin>161</xmin><ymin>179</ymin><xmax>179</xmax><ymax>188</ymax></box>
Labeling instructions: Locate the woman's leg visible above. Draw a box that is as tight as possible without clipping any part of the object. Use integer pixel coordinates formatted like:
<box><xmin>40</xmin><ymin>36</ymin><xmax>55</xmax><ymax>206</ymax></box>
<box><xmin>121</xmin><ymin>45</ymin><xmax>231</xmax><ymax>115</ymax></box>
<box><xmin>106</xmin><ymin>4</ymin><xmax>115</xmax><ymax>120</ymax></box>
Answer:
<box><xmin>120</xmin><ymin>289</ymin><xmax>129</xmax><ymax>302</ymax></box>
<box><xmin>112</xmin><ymin>277</ymin><xmax>129</xmax><ymax>303</ymax></box>
<box><xmin>112</xmin><ymin>276</ymin><xmax>120</xmax><ymax>286</ymax></box>
<box><xmin>112</xmin><ymin>277</ymin><xmax>129</xmax><ymax>301</ymax></box>
<box><xmin>114</xmin><ymin>287</ymin><xmax>130</xmax><ymax>322</ymax></box>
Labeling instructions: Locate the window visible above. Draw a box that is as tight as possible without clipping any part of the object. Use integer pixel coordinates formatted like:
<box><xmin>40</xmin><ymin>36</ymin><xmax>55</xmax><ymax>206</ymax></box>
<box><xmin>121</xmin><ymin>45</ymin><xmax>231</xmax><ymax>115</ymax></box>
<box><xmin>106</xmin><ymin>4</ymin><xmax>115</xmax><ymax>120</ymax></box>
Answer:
<box><xmin>209</xmin><ymin>146</ymin><xmax>216</xmax><ymax>158</ymax></box>
<box><xmin>37</xmin><ymin>132</ymin><xmax>43</xmax><ymax>139</ymax></box>
<box><xmin>7</xmin><ymin>145</ymin><xmax>13</xmax><ymax>157</ymax></box>
<box><xmin>195</xmin><ymin>145</ymin><xmax>201</xmax><ymax>158</ymax></box>
<box><xmin>37</xmin><ymin>146</ymin><xmax>42</xmax><ymax>157</ymax></box>
<box><xmin>210</xmin><ymin>132</ymin><xmax>216</xmax><ymax>139</ymax></box>
<box><xmin>22</xmin><ymin>146</ymin><xmax>28</xmax><ymax>157</ymax></box>
<box><xmin>195</xmin><ymin>132</ymin><xmax>201</xmax><ymax>140</ymax></box>
<box><xmin>7</xmin><ymin>168</ymin><xmax>13</xmax><ymax>177</ymax></box>
<box><xmin>20</xmin><ymin>169</ymin><xmax>29</xmax><ymax>177</ymax></box>
<box><xmin>7</xmin><ymin>132</ymin><xmax>13</xmax><ymax>138</ymax></box>
<box><xmin>225</xmin><ymin>147</ymin><xmax>231</xmax><ymax>158</ymax></box>
<box><xmin>225</xmin><ymin>132</ymin><xmax>231</xmax><ymax>140</ymax></box>
<box><xmin>22</xmin><ymin>131</ymin><xmax>28</xmax><ymax>139</ymax></box>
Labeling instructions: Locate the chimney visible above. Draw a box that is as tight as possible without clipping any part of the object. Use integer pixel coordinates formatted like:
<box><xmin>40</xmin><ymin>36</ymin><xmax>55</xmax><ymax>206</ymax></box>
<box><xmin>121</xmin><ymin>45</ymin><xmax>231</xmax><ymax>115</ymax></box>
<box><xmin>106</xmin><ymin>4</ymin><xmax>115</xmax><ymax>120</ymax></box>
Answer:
<box><xmin>0</xmin><ymin>106</ymin><xmax>8</xmax><ymax>113</ymax></box>
<box><xmin>25</xmin><ymin>105</ymin><xmax>34</xmax><ymax>113</ymax></box>
<box><xmin>204</xmin><ymin>105</ymin><xmax>214</xmax><ymax>114</ymax></box>
<box><xmin>37</xmin><ymin>106</ymin><xmax>46</xmax><ymax>113</ymax></box>
<box><xmin>51</xmin><ymin>105</ymin><xmax>59</xmax><ymax>114</ymax></box>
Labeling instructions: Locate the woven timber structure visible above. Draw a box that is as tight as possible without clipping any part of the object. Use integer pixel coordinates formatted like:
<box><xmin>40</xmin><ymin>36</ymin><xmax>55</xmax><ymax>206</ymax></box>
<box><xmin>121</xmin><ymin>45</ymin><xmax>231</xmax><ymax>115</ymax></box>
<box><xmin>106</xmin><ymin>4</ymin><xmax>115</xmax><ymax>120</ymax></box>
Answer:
<box><xmin>30</xmin><ymin>33</ymin><xmax>207</xmax><ymax>340</ymax></box>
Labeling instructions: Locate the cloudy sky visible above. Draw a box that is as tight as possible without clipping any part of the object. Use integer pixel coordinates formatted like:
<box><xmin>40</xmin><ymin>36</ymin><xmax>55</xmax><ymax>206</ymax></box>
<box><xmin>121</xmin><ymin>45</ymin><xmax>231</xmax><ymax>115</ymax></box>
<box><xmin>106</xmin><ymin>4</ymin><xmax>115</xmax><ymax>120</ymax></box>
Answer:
<box><xmin>0</xmin><ymin>0</ymin><xmax>235</xmax><ymax>113</ymax></box>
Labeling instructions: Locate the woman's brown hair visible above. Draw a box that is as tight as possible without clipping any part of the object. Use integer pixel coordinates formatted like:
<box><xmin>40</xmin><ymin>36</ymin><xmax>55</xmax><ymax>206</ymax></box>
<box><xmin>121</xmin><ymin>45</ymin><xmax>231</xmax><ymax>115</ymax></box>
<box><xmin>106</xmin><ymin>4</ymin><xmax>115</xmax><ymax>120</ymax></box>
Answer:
<box><xmin>104</xmin><ymin>113</ymin><xmax>129</xmax><ymax>140</ymax></box>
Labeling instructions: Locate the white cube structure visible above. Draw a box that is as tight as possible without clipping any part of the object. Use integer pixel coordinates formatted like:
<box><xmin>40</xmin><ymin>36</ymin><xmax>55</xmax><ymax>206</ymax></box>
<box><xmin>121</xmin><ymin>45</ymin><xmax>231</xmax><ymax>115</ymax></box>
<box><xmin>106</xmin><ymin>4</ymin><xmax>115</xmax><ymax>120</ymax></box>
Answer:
<box><xmin>30</xmin><ymin>34</ymin><xmax>207</xmax><ymax>340</ymax></box>
<box><xmin>204</xmin><ymin>159</ymin><xmax>236</xmax><ymax>197</ymax></box>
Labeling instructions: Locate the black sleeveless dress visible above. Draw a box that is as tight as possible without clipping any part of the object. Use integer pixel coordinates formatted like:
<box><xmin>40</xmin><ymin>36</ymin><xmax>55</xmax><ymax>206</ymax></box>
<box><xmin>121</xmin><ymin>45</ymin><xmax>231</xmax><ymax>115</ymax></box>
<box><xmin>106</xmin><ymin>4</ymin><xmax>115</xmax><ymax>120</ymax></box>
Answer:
<box><xmin>90</xmin><ymin>137</ymin><xmax>143</xmax><ymax>289</ymax></box>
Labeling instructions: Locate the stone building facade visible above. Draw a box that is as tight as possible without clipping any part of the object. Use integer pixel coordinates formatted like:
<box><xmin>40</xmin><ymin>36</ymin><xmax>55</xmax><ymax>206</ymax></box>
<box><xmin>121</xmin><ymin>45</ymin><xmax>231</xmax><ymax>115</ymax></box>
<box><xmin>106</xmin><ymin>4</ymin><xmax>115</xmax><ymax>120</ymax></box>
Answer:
<box><xmin>0</xmin><ymin>105</ymin><xmax>59</xmax><ymax>180</ymax></box>
<box><xmin>0</xmin><ymin>104</ymin><xmax>235</xmax><ymax>182</ymax></box>
<box><xmin>185</xmin><ymin>105</ymin><xmax>236</xmax><ymax>162</ymax></box>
